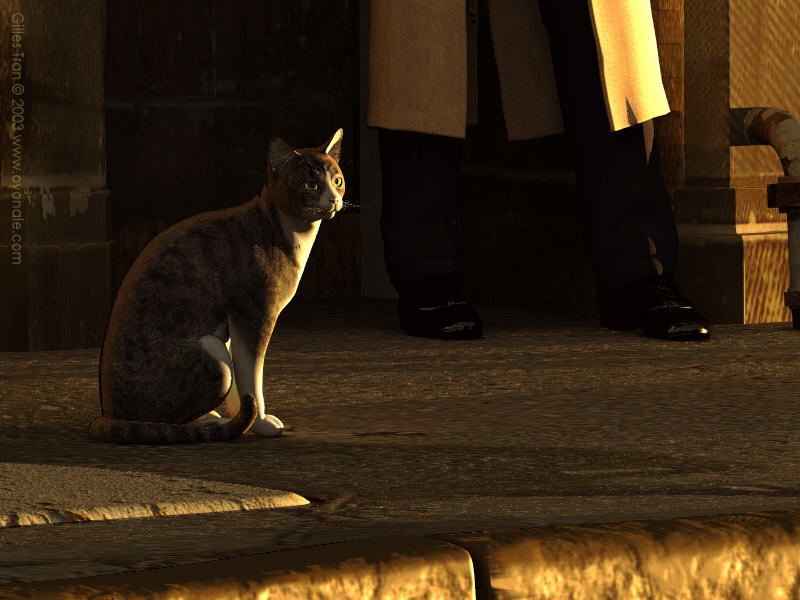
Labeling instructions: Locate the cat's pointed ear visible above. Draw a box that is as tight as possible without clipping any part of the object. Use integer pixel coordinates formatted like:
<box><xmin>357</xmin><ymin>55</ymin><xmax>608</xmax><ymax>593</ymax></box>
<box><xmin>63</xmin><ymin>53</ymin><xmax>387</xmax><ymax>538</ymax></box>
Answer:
<box><xmin>268</xmin><ymin>137</ymin><xmax>297</xmax><ymax>176</ymax></box>
<box><xmin>323</xmin><ymin>128</ymin><xmax>343</xmax><ymax>163</ymax></box>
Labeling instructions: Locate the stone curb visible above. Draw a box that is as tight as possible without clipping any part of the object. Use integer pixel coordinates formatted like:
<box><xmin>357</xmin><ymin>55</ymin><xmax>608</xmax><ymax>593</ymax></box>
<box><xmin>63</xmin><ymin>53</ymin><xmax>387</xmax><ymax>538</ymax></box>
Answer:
<box><xmin>2</xmin><ymin>509</ymin><xmax>799</xmax><ymax>599</ymax></box>
<box><xmin>0</xmin><ymin>493</ymin><xmax>309</xmax><ymax>528</ymax></box>
<box><xmin>436</xmin><ymin>508</ymin><xmax>800</xmax><ymax>599</ymax></box>
<box><xmin>0</xmin><ymin>463</ymin><xmax>309</xmax><ymax>528</ymax></box>
<box><xmin>0</xmin><ymin>535</ymin><xmax>476</xmax><ymax>600</ymax></box>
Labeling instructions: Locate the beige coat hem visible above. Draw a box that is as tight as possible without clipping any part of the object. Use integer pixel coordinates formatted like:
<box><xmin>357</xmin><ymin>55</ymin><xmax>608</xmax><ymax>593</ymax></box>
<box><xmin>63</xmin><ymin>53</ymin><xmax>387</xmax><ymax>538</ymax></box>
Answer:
<box><xmin>367</xmin><ymin>0</ymin><xmax>671</xmax><ymax>141</ymax></box>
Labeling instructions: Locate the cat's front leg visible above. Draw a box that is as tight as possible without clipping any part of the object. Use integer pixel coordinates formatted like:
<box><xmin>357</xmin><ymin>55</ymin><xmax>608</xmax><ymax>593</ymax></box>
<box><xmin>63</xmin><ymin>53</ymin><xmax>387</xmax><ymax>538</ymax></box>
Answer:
<box><xmin>229</xmin><ymin>320</ymin><xmax>284</xmax><ymax>437</ymax></box>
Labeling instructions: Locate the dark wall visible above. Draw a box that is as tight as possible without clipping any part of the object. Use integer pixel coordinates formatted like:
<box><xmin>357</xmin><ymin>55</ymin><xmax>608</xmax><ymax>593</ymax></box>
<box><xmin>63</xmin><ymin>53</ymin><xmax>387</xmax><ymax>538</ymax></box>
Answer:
<box><xmin>458</xmin><ymin>3</ymin><xmax>596</xmax><ymax>316</ymax></box>
<box><xmin>105</xmin><ymin>0</ymin><xmax>360</xmax><ymax>299</ymax></box>
<box><xmin>0</xmin><ymin>0</ymin><xmax>110</xmax><ymax>350</ymax></box>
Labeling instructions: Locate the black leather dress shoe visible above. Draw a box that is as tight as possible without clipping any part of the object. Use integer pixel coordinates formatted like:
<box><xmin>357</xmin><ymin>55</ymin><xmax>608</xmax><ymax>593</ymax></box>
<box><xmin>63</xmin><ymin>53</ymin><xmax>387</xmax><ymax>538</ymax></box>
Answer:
<box><xmin>599</xmin><ymin>275</ymin><xmax>710</xmax><ymax>341</ymax></box>
<box><xmin>397</xmin><ymin>275</ymin><xmax>484</xmax><ymax>340</ymax></box>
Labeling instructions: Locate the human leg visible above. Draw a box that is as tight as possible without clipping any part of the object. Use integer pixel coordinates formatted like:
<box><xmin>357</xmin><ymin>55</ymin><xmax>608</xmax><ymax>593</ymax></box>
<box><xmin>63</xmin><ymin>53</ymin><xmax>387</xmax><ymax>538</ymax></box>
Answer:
<box><xmin>377</xmin><ymin>128</ymin><xmax>484</xmax><ymax>339</ymax></box>
<box><xmin>537</xmin><ymin>0</ymin><xmax>708</xmax><ymax>340</ymax></box>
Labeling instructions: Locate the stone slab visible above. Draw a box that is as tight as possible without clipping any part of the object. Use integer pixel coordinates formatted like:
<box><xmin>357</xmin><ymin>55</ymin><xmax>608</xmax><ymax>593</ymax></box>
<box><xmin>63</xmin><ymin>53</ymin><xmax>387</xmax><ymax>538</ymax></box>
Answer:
<box><xmin>437</xmin><ymin>509</ymin><xmax>800</xmax><ymax>599</ymax></box>
<box><xmin>0</xmin><ymin>463</ymin><xmax>308</xmax><ymax>528</ymax></box>
<box><xmin>0</xmin><ymin>535</ymin><xmax>475</xmax><ymax>600</ymax></box>
<box><xmin>3</xmin><ymin>509</ymin><xmax>800</xmax><ymax>599</ymax></box>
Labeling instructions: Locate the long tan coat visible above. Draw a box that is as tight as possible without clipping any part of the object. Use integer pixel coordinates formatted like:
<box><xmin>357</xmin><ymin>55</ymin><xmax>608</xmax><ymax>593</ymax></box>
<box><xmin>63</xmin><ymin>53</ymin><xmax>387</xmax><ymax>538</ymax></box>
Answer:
<box><xmin>367</xmin><ymin>0</ymin><xmax>671</xmax><ymax>141</ymax></box>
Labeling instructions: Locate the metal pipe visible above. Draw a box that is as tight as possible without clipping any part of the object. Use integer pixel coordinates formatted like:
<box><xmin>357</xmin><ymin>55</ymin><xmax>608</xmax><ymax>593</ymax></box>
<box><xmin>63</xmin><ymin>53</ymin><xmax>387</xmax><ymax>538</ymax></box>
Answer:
<box><xmin>743</xmin><ymin>107</ymin><xmax>800</xmax><ymax>176</ymax></box>
<box><xmin>734</xmin><ymin>107</ymin><xmax>800</xmax><ymax>328</ymax></box>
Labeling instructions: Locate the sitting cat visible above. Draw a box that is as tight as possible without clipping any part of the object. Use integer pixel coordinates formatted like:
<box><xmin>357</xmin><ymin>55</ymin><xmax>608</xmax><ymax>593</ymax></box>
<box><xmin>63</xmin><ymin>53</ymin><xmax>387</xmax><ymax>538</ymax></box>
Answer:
<box><xmin>89</xmin><ymin>129</ymin><xmax>346</xmax><ymax>443</ymax></box>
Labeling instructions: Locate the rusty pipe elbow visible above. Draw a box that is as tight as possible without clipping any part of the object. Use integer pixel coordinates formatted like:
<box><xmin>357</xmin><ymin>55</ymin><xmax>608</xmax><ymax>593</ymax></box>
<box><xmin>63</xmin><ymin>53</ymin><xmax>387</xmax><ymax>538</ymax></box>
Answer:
<box><xmin>742</xmin><ymin>107</ymin><xmax>800</xmax><ymax>177</ymax></box>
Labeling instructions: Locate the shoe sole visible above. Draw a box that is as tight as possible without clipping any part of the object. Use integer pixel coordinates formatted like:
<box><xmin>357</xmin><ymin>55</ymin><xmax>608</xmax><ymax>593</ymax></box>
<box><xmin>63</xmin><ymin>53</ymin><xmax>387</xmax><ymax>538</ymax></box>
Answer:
<box><xmin>645</xmin><ymin>328</ymin><xmax>711</xmax><ymax>341</ymax></box>
<box><xmin>403</xmin><ymin>326</ymin><xmax>484</xmax><ymax>340</ymax></box>
<box><xmin>603</xmin><ymin>318</ymin><xmax>711</xmax><ymax>341</ymax></box>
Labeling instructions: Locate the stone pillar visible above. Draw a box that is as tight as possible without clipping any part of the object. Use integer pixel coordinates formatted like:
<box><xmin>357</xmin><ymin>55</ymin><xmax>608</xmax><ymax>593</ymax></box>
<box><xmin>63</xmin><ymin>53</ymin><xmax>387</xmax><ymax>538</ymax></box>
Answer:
<box><xmin>652</xmin><ymin>0</ymin><xmax>796</xmax><ymax>324</ymax></box>
<box><xmin>0</xmin><ymin>0</ymin><xmax>110</xmax><ymax>350</ymax></box>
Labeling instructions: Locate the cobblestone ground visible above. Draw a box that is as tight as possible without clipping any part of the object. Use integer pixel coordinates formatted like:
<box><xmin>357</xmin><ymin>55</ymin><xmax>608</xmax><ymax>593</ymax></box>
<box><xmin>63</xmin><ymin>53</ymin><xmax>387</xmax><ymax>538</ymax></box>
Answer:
<box><xmin>1</xmin><ymin>297</ymin><xmax>800</xmax><ymax>583</ymax></box>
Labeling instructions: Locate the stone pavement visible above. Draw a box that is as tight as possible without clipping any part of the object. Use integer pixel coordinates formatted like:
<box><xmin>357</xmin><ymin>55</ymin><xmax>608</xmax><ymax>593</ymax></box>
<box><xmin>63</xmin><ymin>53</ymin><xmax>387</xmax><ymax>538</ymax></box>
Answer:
<box><xmin>1</xmin><ymin>297</ymin><xmax>800</xmax><ymax>597</ymax></box>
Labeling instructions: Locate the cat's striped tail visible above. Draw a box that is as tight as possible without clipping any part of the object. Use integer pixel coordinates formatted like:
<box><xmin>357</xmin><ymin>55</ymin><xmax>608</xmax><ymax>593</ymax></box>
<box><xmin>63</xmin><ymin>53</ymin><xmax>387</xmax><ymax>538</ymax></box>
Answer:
<box><xmin>87</xmin><ymin>394</ymin><xmax>258</xmax><ymax>444</ymax></box>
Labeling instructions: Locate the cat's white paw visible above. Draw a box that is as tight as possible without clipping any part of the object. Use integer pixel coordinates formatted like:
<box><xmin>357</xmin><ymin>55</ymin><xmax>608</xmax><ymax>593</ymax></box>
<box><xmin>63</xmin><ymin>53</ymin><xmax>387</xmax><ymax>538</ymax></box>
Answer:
<box><xmin>250</xmin><ymin>414</ymin><xmax>284</xmax><ymax>437</ymax></box>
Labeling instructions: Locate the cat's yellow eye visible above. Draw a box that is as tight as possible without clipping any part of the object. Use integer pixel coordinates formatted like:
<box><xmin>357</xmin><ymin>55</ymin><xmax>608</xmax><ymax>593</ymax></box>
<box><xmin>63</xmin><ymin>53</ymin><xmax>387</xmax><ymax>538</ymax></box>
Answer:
<box><xmin>304</xmin><ymin>182</ymin><xmax>318</xmax><ymax>191</ymax></box>
<box><xmin>333</xmin><ymin>176</ymin><xmax>343</xmax><ymax>187</ymax></box>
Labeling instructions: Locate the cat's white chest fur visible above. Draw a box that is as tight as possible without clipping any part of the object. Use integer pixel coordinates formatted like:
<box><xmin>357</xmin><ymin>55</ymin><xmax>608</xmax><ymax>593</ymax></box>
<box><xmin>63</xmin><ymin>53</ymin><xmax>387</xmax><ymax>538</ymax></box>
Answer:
<box><xmin>277</xmin><ymin>211</ymin><xmax>321</xmax><ymax>276</ymax></box>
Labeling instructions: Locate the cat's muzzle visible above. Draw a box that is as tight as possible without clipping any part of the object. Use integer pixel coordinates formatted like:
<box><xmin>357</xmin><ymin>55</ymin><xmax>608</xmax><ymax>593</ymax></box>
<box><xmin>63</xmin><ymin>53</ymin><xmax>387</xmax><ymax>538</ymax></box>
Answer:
<box><xmin>324</xmin><ymin>197</ymin><xmax>344</xmax><ymax>219</ymax></box>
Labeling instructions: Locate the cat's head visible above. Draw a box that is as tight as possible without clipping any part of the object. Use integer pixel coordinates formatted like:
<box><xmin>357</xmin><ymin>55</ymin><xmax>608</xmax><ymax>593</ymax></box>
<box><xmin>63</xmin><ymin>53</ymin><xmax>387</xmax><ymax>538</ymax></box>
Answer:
<box><xmin>267</xmin><ymin>129</ymin><xmax>345</xmax><ymax>223</ymax></box>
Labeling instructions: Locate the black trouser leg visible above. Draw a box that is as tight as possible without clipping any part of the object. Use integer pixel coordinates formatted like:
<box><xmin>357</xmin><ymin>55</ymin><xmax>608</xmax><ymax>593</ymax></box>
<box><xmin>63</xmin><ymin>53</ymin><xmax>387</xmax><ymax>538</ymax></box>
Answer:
<box><xmin>537</xmin><ymin>0</ymin><xmax>678</xmax><ymax>289</ymax></box>
<box><xmin>377</xmin><ymin>128</ymin><xmax>465</xmax><ymax>292</ymax></box>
